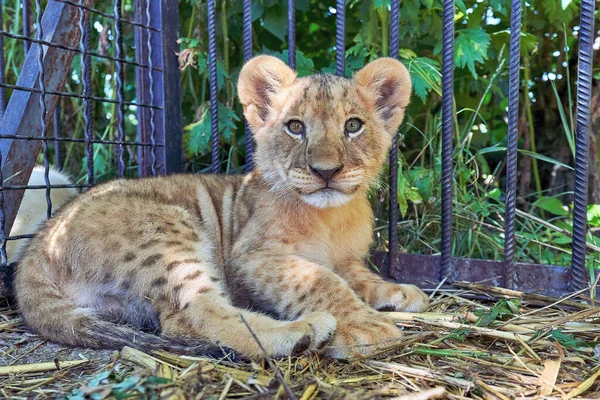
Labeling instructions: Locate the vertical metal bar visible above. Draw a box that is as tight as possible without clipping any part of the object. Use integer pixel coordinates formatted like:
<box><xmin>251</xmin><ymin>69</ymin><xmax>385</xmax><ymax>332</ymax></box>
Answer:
<box><xmin>335</xmin><ymin>0</ymin><xmax>345</xmax><ymax>76</ymax></box>
<box><xmin>22</xmin><ymin>0</ymin><xmax>30</xmax><ymax>54</ymax></box>
<box><xmin>79</xmin><ymin>1</ymin><xmax>94</xmax><ymax>184</ymax></box>
<box><xmin>145</xmin><ymin>0</ymin><xmax>157</xmax><ymax>176</ymax></box>
<box><xmin>0</xmin><ymin>151</ymin><xmax>6</xmax><ymax>266</ymax></box>
<box><xmin>135</xmin><ymin>0</ymin><xmax>183</xmax><ymax>177</ymax></box>
<box><xmin>288</xmin><ymin>0</ymin><xmax>295</xmax><ymax>69</ymax></box>
<box><xmin>439</xmin><ymin>0</ymin><xmax>455</xmax><ymax>281</ymax></box>
<box><xmin>0</xmin><ymin>0</ymin><xmax>5</xmax><ymax>120</ymax></box>
<box><xmin>503</xmin><ymin>0</ymin><xmax>522</xmax><ymax>290</ymax></box>
<box><xmin>570</xmin><ymin>0</ymin><xmax>595</xmax><ymax>292</ymax></box>
<box><xmin>53</xmin><ymin>104</ymin><xmax>61</xmax><ymax>167</ymax></box>
<box><xmin>114</xmin><ymin>0</ymin><xmax>125</xmax><ymax>177</ymax></box>
<box><xmin>387</xmin><ymin>0</ymin><xmax>400</xmax><ymax>276</ymax></box>
<box><xmin>243</xmin><ymin>0</ymin><xmax>253</xmax><ymax>172</ymax></box>
<box><xmin>35</xmin><ymin>0</ymin><xmax>52</xmax><ymax>219</ymax></box>
<box><xmin>208</xmin><ymin>0</ymin><xmax>219</xmax><ymax>173</ymax></box>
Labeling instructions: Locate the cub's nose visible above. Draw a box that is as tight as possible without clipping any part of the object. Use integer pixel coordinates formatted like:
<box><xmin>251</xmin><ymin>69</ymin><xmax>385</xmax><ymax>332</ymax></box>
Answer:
<box><xmin>309</xmin><ymin>165</ymin><xmax>344</xmax><ymax>183</ymax></box>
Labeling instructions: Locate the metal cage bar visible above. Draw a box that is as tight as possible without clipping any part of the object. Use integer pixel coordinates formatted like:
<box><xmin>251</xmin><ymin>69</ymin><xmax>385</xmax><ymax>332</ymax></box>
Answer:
<box><xmin>135</xmin><ymin>0</ymin><xmax>183</xmax><ymax>176</ymax></box>
<box><xmin>288</xmin><ymin>0</ymin><xmax>295</xmax><ymax>69</ymax></box>
<box><xmin>335</xmin><ymin>0</ymin><xmax>345</xmax><ymax>76</ymax></box>
<box><xmin>22</xmin><ymin>0</ymin><xmax>30</xmax><ymax>54</ymax></box>
<box><xmin>503</xmin><ymin>0</ymin><xmax>522</xmax><ymax>290</ymax></box>
<box><xmin>114</xmin><ymin>0</ymin><xmax>126</xmax><ymax>177</ymax></box>
<box><xmin>439</xmin><ymin>0</ymin><xmax>455</xmax><ymax>282</ymax></box>
<box><xmin>570</xmin><ymin>0</ymin><xmax>595</xmax><ymax>291</ymax></box>
<box><xmin>79</xmin><ymin>5</ymin><xmax>94</xmax><ymax>185</ymax></box>
<box><xmin>387</xmin><ymin>0</ymin><xmax>400</xmax><ymax>276</ymax></box>
<box><xmin>243</xmin><ymin>0</ymin><xmax>253</xmax><ymax>172</ymax></box>
<box><xmin>35</xmin><ymin>0</ymin><xmax>53</xmax><ymax>219</ymax></box>
<box><xmin>208</xmin><ymin>0</ymin><xmax>219</xmax><ymax>173</ymax></box>
<box><xmin>0</xmin><ymin>1</ymin><xmax>5</xmax><ymax>119</ymax></box>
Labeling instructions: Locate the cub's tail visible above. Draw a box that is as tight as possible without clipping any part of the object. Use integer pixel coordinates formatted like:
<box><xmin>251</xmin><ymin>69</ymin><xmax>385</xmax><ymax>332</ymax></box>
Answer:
<box><xmin>14</xmin><ymin>257</ymin><xmax>234</xmax><ymax>360</ymax></box>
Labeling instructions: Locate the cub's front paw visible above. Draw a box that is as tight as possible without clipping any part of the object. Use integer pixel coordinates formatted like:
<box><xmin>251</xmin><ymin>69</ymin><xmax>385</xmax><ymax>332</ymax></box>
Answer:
<box><xmin>324</xmin><ymin>310</ymin><xmax>402</xmax><ymax>359</ymax></box>
<box><xmin>369</xmin><ymin>283</ymin><xmax>429</xmax><ymax>312</ymax></box>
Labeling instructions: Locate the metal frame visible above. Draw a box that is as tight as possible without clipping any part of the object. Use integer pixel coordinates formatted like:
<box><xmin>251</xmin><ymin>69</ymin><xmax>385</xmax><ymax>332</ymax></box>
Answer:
<box><xmin>0</xmin><ymin>0</ymin><xmax>596</xmax><ymax>299</ymax></box>
<box><xmin>0</xmin><ymin>0</ymin><xmax>182</xmax><ymax>274</ymax></box>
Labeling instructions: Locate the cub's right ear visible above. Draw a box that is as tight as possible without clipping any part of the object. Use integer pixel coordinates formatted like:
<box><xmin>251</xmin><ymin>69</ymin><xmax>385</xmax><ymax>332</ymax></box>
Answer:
<box><xmin>237</xmin><ymin>55</ymin><xmax>297</xmax><ymax>130</ymax></box>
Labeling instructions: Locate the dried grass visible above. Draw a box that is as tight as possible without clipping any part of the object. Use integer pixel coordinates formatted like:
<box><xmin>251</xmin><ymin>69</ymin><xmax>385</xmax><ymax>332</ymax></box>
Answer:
<box><xmin>0</xmin><ymin>283</ymin><xmax>599</xmax><ymax>399</ymax></box>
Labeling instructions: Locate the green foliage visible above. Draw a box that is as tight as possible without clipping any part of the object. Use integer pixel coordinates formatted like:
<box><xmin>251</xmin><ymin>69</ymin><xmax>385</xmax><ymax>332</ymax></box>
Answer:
<box><xmin>5</xmin><ymin>0</ymin><xmax>595</xmax><ymax>270</ymax></box>
<box><xmin>474</xmin><ymin>299</ymin><xmax>521</xmax><ymax>327</ymax></box>
<box><xmin>454</xmin><ymin>29</ymin><xmax>491</xmax><ymax>78</ymax></box>
<box><xmin>536</xmin><ymin>329</ymin><xmax>598</xmax><ymax>350</ymax></box>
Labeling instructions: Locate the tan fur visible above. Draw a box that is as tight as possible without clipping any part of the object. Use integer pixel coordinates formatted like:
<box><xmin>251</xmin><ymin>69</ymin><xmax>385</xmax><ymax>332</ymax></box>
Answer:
<box><xmin>14</xmin><ymin>56</ymin><xmax>428</xmax><ymax>359</ymax></box>
<box><xmin>7</xmin><ymin>166</ymin><xmax>78</xmax><ymax>264</ymax></box>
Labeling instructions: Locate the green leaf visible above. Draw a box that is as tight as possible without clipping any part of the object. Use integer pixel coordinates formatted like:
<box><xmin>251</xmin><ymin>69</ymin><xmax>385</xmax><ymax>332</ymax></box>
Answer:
<box><xmin>535</xmin><ymin>196</ymin><xmax>569</xmax><ymax>216</ymax></box>
<box><xmin>561</xmin><ymin>0</ymin><xmax>572</xmax><ymax>10</ymax></box>
<box><xmin>262</xmin><ymin>6</ymin><xmax>287</xmax><ymax>41</ymax></box>
<box><xmin>454</xmin><ymin>29</ymin><xmax>491</xmax><ymax>78</ymax></box>
<box><xmin>545</xmin><ymin>329</ymin><xmax>596</xmax><ymax>349</ymax></box>
<box><xmin>587</xmin><ymin>204</ymin><xmax>600</xmax><ymax>227</ymax></box>
<box><xmin>474</xmin><ymin>299</ymin><xmax>521</xmax><ymax>327</ymax></box>
<box><xmin>251</xmin><ymin>1</ymin><xmax>264</xmax><ymax>21</ymax></box>
<box><xmin>184</xmin><ymin>104</ymin><xmax>240</xmax><ymax>157</ymax></box>
<box><xmin>518</xmin><ymin>150</ymin><xmax>574</xmax><ymax>171</ymax></box>
<box><xmin>405</xmin><ymin>57</ymin><xmax>441</xmax><ymax>102</ymax></box>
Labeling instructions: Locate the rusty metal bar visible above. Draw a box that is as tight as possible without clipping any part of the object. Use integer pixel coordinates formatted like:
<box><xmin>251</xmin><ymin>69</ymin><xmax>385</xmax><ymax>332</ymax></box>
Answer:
<box><xmin>503</xmin><ymin>0</ymin><xmax>522</xmax><ymax>290</ymax></box>
<box><xmin>439</xmin><ymin>0</ymin><xmax>455</xmax><ymax>282</ymax></box>
<box><xmin>53</xmin><ymin>105</ymin><xmax>61</xmax><ymax>167</ymax></box>
<box><xmin>570</xmin><ymin>0</ymin><xmax>595</xmax><ymax>292</ymax></box>
<box><xmin>379</xmin><ymin>252</ymin><xmax>579</xmax><ymax>298</ymax></box>
<box><xmin>387</xmin><ymin>0</ymin><xmax>400</xmax><ymax>277</ymax></box>
<box><xmin>135</xmin><ymin>0</ymin><xmax>183</xmax><ymax>176</ymax></box>
<box><xmin>0</xmin><ymin>151</ymin><xmax>7</xmax><ymax>266</ymax></box>
<box><xmin>0</xmin><ymin>0</ymin><xmax>5</xmax><ymax>119</ymax></box>
<box><xmin>0</xmin><ymin>0</ymin><xmax>93</xmax><ymax>237</ymax></box>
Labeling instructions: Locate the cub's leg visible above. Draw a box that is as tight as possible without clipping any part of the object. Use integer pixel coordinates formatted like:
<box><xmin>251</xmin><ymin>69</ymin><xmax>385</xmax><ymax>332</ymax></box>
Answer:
<box><xmin>233</xmin><ymin>255</ymin><xmax>408</xmax><ymax>359</ymax></box>
<box><xmin>334</xmin><ymin>259</ymin><xmax>429</xmax><ymax>312</ymax></box>
<box><xmin>151</xmin><ymin>257</ymin><xmax>335</xmax><ymax>358</ymax></box>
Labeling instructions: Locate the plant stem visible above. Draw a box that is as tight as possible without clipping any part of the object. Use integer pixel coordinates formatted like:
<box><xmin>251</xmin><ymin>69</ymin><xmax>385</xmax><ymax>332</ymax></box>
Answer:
<box><xmin>523</xmin><ymin>57</ymin><xmax>542</xmax><ymax>196</ymax></box>
<box><xmin>378</xmin><ymin>6</ymin><xmax>389</xmax><ymax>57</ymax></box>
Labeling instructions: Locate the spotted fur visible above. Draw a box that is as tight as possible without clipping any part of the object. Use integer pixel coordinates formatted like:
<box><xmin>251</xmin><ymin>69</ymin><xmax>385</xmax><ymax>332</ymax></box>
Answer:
<box><xmin>14</xmin><ymin>56</ymin><xmax>428</xmax><ymax>359</ymax></box>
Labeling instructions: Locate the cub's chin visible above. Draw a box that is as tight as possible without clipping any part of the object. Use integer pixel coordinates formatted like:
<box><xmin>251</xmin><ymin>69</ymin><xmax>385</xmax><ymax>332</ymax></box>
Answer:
<box><xmin>300</xmin><ymin>189</ymin><xmax>354</xmax><ymax>209</ymax></box>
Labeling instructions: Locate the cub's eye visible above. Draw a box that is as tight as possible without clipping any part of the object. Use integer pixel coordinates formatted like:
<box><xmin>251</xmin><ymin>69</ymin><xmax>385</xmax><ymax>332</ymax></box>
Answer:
<box><xmin>345</xmin><ymin>118</ymin><xmax>364</xmax><ymax>137</ymax></box>
<box><xmin>285</xmin><ymin>120</ymin><xmax>305</xmax><ymax>138</ymax></box>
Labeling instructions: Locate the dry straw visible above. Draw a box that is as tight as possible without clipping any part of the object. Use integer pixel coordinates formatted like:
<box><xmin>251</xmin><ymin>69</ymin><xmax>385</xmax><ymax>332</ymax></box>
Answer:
<box><xmin>0</xmin><ymin>281</ymin><xmax>598</xmax><ymax>398</ymax></box>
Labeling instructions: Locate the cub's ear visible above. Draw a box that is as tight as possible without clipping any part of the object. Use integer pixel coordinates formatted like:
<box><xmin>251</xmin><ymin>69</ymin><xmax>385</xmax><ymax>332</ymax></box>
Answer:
<box><xmin>237</xmin><ymin>55</ymin><xmax>297</xmax><ymax>130</ymax></box>
<box><xmin>354</xmin><ymin>58</ymin><xmax>412</xmax><ymax>133</ymax></box>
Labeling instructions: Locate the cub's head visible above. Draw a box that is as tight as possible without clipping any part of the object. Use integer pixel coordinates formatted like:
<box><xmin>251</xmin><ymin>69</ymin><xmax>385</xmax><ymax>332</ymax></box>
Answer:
<box><xmin>238</xmin><ymin>55</ymin><xmax>411</xmax><ymax>208</ymax></box>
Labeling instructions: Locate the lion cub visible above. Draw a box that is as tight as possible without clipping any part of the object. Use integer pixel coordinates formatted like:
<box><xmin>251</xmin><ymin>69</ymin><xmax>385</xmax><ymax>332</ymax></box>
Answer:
<box><xmin>15</xmin><ymin>56</ymin><xmax>428</xmax><ymax>359</ymax></box>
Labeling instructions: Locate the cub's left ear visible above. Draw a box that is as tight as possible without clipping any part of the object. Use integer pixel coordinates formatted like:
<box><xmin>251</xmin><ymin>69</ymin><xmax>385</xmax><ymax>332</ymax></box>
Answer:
<box><xmin>238</xmin><ymin>55</ymin><xmax>297</xmax><ymax>131</ymax></box>
<box><xmin>354</xmin><ymin>58</ymin><xmax>412</xmax><ymax>133</ymax></box>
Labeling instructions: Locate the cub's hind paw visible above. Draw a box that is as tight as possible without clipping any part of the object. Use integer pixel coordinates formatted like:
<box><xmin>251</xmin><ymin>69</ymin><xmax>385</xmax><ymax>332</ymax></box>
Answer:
<box><xmin>371</xmin><ymin>283</ymin><xmax>429</xmax><ymax>313</ymax></box>
<box><xmin>302</xmin><ymin>311</ymin><xmax>337</xmax><ymax>352</ymax></box>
